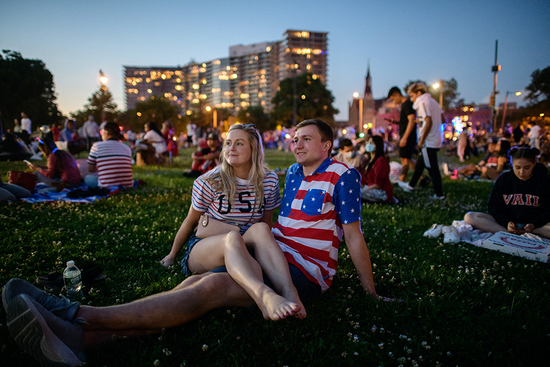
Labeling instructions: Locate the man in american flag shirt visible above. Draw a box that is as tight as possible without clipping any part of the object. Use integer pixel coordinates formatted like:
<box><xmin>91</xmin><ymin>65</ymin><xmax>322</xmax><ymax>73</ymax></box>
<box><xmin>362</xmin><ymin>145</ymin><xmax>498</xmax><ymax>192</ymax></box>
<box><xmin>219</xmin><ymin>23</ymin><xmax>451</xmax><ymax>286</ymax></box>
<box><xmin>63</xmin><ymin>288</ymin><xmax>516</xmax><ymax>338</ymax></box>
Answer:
<box><xmin>272</xmin><ymin>119</ymin><xmax>378</xmax><ymax>298</ymax></box>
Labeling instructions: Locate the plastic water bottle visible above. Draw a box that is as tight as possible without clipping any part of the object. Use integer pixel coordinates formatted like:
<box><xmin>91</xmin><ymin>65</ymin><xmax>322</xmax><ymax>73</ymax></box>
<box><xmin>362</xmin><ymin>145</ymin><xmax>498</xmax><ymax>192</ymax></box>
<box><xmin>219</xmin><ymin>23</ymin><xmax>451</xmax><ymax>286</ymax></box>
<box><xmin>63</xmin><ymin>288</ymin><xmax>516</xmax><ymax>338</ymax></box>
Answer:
<box><xmin>63</xmin><ymin>260</ymin><xmax>83</xmax><ymax>299</ymax></box>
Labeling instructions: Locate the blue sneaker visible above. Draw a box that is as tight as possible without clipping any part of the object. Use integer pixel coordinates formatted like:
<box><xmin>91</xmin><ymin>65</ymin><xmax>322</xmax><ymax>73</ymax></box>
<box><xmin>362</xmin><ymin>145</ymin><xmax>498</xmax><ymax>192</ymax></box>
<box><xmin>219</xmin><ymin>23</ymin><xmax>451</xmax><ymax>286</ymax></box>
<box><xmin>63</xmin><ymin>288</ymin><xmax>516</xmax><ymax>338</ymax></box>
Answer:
<box><xmin>2</xmin><ymin>278</ymin><xmax>80</xmax><ymax>322</ymax></box>
<box><xmin>6</xmin><ymin>294</ymin><xmax>86</xmax><ymax>367</ymax></box>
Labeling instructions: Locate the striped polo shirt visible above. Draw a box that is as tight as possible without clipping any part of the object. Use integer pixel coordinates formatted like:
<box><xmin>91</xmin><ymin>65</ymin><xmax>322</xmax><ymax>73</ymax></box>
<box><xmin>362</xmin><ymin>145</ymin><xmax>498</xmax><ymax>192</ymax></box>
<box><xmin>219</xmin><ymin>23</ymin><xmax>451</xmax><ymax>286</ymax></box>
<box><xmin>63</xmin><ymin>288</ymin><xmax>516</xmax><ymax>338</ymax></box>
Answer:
<box><xmin>272</xmin><ymin>157</ymin><xmax>362</xmax><ymax>292</ymax></box>
<box><xmin>192</xmin><ymin>167</ymin><xmax>281</xmax><ymax>234</ymax></box>
<box><xmin>87</xmin><ymin>140</ymin><xmax>134</xmax><ymax>187</ymax></box>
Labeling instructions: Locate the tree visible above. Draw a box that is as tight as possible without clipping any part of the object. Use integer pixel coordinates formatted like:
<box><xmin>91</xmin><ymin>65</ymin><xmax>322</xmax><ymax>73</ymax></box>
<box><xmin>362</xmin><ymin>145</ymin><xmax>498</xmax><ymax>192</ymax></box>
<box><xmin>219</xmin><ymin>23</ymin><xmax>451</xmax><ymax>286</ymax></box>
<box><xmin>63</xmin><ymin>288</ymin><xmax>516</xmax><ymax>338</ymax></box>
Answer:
<box><xmin>70</xmin><ymin>86</ymin><xmax>120</xmax><ymax>126</ymax></box>
<box><xmin>124</xmin><ymin>96</ymin><xmax>181</xmax><ymax>133</ymax></box>
<box><xmin>236</xmin><ymin>106</ymin><xmax>272</xmax><ymax>132</ymax></box>
<box><xmin>271</xmin><ymin>73</ymin><xmax>339</xmax><ymax>127</ymax></box>
<box><xmin>525</xmin><ymin>66</ymin><xmax>550</xmax><ymax>105</ymax></box>
<box><xmin>0</xmin><ymin>50</ymin><xmax>61</xmax><ymax>130</ymax></box>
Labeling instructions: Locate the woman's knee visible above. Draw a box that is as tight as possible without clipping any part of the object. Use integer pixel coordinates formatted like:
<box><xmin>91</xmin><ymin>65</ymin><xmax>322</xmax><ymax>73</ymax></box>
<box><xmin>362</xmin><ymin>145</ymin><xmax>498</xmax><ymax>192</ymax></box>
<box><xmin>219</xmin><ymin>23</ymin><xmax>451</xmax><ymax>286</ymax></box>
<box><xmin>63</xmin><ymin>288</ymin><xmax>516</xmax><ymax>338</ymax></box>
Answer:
<box><xmin>464</xmin><ymin>211</ymin><xmax>483</xmax><ymax>225</ymax></box>
<box><xmin>223</xmin><ymin>231</ymin><xmax>246</xmax><ymax>251</ymax></box>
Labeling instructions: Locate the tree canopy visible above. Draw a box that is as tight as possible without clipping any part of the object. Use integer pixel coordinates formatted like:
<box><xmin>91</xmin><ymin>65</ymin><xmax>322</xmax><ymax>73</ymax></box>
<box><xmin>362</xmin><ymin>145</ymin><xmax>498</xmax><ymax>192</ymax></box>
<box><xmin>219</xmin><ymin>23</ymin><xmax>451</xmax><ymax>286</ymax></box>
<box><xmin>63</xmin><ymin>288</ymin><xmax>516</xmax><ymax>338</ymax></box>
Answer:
<box><xmin>524</xmin><ymin>66</ymin><xmax>550</xmax><ymax>105</ymax></box>
<box><xmin>70</xmin><ymin>85</ymin><xmax>120</xmax><ymax>126</ymax></box>
<box><xmin>236</xmin><ymin>106</ymin><xmax>272</xmax><ymax>132</ymax></box>
<box><xmin>271</xmin><ymin>73</ymin><xmax>338</xmax><ymax>127</ymax></box>
<box><xmin>0</xmin><ymin>50</ymin><xmax>61</xmax><ymax>130</ymax></box>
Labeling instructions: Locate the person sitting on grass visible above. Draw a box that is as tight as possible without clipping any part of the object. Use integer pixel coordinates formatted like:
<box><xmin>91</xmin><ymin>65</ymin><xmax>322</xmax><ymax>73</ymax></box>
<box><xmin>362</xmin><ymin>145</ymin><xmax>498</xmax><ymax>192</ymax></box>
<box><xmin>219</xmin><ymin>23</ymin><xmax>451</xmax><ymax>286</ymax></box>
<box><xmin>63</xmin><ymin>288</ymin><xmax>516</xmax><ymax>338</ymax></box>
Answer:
<box><xmin>2</xmin><ymin>119</ymin><xmax>384</xmax><ymax>367</ymax></box>
<box><xmin>183</xmin><ymin>132</ymin><xmax>221</xmax><ymax>178</ymax></box>
<box><xmin>25</xmin><ymin>136</ymin><xmax>82</xmax><ymax>189</ymax></box>
<box><xmin>161</xmin><ymin>123</ymin><xmax>305</xmax><ymax>320</ymax></box>
<box><xmin>360</xmin><ymin>135</ymin><xmax>394</xmax><ymax>204</ymax></box>
<box><xmin>464</xmin><ymin>147</ymin><xmax>550</xmax><ymax>239</ymax></box>
<box><xmin>333</xmin><ymin>137</ymin><xmax>368</xmax><ymax>172</ymax></box>
<box><xmin>85</xmin><ymin>122</ymin><xmax>134</xmax><ymax>188</ymax></box>
<box><xmin>446</xmin><ymin>136</ymin><xmax>499</xmax><ymax>178</ymax></box>
<box><xmin>479</xmin><ymin>138</ymin><xmax>511</xmax><ymax>180</ymax></box>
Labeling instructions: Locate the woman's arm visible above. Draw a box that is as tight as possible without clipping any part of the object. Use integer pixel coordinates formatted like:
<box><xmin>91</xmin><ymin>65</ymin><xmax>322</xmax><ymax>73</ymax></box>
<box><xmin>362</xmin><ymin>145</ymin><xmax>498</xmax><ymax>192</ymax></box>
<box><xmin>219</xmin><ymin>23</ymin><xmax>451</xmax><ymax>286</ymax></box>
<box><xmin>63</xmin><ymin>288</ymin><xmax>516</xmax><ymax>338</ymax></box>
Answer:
<box><xmin>259</xmin><ymin>209</ymin><xmax>275</xmax><ymax>227</ymax></box>
<box><xmin>160</xmin><ymin>206</ymin><xmax>203</xmax><ymax>266</ymax></box>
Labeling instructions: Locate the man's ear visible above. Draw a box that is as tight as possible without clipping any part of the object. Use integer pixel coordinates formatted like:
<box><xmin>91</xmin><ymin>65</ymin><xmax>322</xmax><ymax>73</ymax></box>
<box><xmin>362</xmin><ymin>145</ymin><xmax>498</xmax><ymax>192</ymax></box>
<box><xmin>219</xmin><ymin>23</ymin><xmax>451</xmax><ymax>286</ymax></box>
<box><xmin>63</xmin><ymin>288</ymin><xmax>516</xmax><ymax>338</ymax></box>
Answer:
<box><xmin>323</xmin><ymin>141</ymin><xmax>331</xmax><ymax>152</ymax></box>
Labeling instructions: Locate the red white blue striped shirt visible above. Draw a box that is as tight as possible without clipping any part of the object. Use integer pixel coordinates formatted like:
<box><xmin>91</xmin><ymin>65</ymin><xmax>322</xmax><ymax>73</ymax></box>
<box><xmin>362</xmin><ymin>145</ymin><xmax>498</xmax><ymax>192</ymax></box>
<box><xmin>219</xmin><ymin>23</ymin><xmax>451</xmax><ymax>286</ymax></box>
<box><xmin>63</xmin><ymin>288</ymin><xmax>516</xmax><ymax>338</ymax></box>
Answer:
<box><xmin>273</xmin><ymin>158</ymin><xmax>362</xmax><ymax>291</ymax></box>
<box><xmin>87</xmin><ymin>140</ymin><xmax>134</xmax><ymax>188</ymax></box>
<box><xmin>192</xmin><ymin>167</ymin><xmax>281</xmax><ymax>234</ymax></box>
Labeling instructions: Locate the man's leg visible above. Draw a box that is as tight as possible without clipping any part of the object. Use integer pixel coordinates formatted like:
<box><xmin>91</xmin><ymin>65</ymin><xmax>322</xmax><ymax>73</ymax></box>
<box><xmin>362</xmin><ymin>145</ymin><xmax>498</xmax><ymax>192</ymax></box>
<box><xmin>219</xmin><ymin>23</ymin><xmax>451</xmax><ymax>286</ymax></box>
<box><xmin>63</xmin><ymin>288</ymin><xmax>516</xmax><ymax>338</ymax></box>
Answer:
<box><xmin>426</xmin><ymin>148</ymin><xmax>444</xmax><ymax>197</ymax></box>
<box><xmin>78</xmin><ymin>272</ymin><xmax>252</xmax><ymax>334</ymax></box>
<box><xmin>399</xmin><ymin>157</ymin><xmax>410</xmax><ymax>182</ymax></box>
<box><xmin>409</xmin><ymin>151</ymin><xmax>425</xmax><ymax>188</ymax></box>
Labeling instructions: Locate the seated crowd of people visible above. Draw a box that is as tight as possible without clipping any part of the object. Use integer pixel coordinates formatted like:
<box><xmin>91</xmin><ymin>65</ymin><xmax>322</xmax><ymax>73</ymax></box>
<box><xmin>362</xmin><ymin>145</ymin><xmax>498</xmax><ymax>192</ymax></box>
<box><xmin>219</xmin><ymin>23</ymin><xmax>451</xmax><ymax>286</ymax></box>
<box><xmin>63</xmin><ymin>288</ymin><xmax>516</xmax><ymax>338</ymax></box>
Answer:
<box><xmin>1</xmin><ymin>116</ymin><xmax>549</xmax><ymax>367</ymax></box>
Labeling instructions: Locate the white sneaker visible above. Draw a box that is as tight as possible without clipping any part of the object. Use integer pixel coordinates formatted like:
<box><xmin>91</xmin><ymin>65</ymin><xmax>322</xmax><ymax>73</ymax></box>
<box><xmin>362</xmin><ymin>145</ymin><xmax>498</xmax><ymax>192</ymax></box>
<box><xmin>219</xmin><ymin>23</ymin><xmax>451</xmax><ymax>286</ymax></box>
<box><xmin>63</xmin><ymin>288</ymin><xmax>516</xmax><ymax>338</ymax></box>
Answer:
<box><xmin>398</xmin><ymin>181</ymin><xmax>415</xmax><ymax>193</ymax></box>
<box><xmin>423</xmin><ymin>224</ymin><xmax>443</xmax><ymax>238</ymax></box>
<box><xmin>430</xmin><ymin>194</ymin><xmax>445</xmax><ymax>200</ymax></box>
<box><xmin>442</xmin><ymin>226</ymin><xmax>460</xmax><ymax>244</ymax></box>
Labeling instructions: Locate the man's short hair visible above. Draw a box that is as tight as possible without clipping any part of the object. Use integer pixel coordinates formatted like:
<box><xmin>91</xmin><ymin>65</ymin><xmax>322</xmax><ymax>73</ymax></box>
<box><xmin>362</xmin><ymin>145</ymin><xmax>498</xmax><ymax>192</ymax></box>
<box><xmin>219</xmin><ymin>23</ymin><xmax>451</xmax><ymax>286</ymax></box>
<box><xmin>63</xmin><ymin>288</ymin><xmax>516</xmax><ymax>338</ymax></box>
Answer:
<box><xmin>407</xmin><ymin>82</ymin><xmax>428</xmax><ymax>95</ymax></box>
<box><xmin>387</xmin><ymin>86</ymin><xmax>402</xmax><ymax>98</ymax></box>
<box><xmin>296</xmin><ymin>119</ymin><xmax>334</xmax><ymax>152</ymax></box>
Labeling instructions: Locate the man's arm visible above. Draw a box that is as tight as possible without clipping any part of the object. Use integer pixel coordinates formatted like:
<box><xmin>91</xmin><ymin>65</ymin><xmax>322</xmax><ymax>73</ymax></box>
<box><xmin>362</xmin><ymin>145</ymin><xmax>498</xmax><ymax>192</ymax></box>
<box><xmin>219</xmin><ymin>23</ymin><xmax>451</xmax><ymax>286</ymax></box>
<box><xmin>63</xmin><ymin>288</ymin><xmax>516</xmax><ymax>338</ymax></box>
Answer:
<box><xmin>400</xmin><ymin>114</ymin><xmax>416</xmax><ymax>147</ymax></box>
<box><xmin>342</xmin><ymin>221</ymin><xmax>378</xmax><ymax>298</ymax></box>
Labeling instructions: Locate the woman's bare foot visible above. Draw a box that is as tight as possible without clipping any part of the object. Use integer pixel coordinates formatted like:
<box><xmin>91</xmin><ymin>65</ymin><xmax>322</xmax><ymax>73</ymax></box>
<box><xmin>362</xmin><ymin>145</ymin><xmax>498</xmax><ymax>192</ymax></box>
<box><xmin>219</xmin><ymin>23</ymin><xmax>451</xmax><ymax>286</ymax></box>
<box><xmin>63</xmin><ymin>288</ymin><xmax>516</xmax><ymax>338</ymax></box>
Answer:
<box><xmin>282</xmin><ymin>288</ymin><xmax>307</xmax><ymax>319</ymax></box>
<box><xmin>259</xmin><ymin>291</ymin><xmax>301</xmax><ymax>321</ymax></box>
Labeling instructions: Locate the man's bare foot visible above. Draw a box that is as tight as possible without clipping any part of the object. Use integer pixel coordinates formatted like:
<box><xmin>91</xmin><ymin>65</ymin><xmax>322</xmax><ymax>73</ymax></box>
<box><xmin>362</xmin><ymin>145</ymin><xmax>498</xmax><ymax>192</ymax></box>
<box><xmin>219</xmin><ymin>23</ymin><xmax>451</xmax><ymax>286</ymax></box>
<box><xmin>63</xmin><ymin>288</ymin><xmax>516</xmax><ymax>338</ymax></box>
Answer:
<box><xmin>259</xmin><ymin>292</ymin><xmax>301</xmax><ymax>321</ymax></box>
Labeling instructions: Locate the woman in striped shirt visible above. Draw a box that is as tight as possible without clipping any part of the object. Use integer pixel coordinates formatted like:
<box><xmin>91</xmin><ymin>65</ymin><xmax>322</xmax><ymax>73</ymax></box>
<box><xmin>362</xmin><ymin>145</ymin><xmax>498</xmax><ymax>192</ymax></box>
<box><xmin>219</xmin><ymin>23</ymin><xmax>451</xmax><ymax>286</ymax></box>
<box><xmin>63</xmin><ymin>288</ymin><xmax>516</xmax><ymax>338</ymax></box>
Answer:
<box><xmin>161</xmin><ymin>124</ymin><xmax>305</xmax><ymax>320</ymax></box>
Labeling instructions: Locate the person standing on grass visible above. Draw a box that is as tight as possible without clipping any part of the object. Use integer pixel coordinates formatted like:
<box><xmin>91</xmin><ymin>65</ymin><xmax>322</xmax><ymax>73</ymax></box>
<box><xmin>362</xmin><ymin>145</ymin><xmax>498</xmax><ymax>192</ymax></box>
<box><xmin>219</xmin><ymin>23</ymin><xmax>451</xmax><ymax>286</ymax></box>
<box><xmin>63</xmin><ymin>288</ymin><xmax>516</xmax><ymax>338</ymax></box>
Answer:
<box><xmin>398</xmin><ymin>82</ymin><xmax>445</xmax><ymax>200</ymax></box>
<box><xmin>83</xmin><ymin>115</ymin><xmax>100</xmax><ymax>150</ymax></box>
<box><xmin>161</xmin><ymin>123</ymin><xmax>305</xmax><ymax>320</ymax></box>
<box><xmin>2</xmin><ymin>119</ymin><xmax>383</xmax><ymax>367</ymax></box>
<box><xmin>387</xmin><ymin>86</ymin><xmax>417</xmax><ymax>182</ymax></box>
<box><xmin>464</xmin><ymin>147</ymin><xmax>550</xmax><ymax>239</ymax></box>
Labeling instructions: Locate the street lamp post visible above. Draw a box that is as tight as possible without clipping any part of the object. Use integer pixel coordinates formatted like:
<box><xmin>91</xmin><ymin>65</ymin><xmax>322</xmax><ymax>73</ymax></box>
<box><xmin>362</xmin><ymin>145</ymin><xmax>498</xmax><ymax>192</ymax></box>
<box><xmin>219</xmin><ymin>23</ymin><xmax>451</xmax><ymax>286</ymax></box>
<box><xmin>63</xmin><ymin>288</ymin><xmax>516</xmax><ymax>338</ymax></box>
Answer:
<box><xmin>432</xmin><ymin>81</ymin><xmax>443</xmax><ymax>108</ymax></box>
<box><xmin>205</xmin><ymin>106</ymin><xmax>217</xmax><ymax>128</ymax></box>
<box><xmin>99</xmin><ymin>69</ymin><xmax>108</xmax><ymax>121</ymax></box>
<box><xmin>500</xmin><ymin>91</ymin><xmax>521</xmax><ymax>131</ymax></box>
<box><xmin>353</xmin><ymin>92</ymin><xmax>363</xmax><ymax>135</ymax></box>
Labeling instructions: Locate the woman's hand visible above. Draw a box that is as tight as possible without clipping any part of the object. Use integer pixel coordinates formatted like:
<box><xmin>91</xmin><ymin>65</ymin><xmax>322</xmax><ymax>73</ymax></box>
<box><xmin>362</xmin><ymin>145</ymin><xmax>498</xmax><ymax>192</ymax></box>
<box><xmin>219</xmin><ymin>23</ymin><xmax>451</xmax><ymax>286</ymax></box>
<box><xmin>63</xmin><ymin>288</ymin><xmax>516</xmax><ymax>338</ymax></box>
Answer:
<box><xmin>160</xmin><ymin>254</ymin><xmax>175</xmax><ymax>267</ymax></box>
<box><xmin>507</xmin><ymin>222</ymin><xmax>535</xmax><ymax>234</ymax></box>
<box><xmin>26</xmin><ymin>161</ymin><xmax>37</xmax><ymax>171</ymax></box>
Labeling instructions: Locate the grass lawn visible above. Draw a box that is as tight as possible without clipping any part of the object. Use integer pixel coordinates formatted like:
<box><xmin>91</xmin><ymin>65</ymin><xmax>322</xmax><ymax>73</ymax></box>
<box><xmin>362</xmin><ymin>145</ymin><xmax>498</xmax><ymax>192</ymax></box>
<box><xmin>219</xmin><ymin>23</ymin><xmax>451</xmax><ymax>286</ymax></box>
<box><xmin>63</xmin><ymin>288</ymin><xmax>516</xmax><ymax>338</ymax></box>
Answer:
<box><xmin>1</xmin><ymin>148</ymin><xmax>549</xmax><ymax>367</ymax></box>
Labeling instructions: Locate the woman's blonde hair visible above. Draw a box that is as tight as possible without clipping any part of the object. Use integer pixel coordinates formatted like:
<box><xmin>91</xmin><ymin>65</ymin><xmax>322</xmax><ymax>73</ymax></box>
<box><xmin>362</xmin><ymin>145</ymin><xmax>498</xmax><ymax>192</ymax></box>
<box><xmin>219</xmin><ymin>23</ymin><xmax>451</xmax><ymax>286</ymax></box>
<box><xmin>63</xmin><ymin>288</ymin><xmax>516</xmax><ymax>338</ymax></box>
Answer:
<box><xmin>204</xmin><ymin>124</ymin><xmax>268</xmax><ymax>211</ymax></box>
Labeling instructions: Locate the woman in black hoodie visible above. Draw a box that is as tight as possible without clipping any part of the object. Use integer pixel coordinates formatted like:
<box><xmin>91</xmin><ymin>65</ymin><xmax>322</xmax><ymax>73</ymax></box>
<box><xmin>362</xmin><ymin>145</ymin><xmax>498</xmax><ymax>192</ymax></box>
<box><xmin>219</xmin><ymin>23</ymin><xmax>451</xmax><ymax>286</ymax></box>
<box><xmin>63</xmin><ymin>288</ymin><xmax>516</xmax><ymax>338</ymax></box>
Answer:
<box><xmin>465</xmin><ymin>147</ymin><xmax>550</xmax><ymax>239</ymax></box>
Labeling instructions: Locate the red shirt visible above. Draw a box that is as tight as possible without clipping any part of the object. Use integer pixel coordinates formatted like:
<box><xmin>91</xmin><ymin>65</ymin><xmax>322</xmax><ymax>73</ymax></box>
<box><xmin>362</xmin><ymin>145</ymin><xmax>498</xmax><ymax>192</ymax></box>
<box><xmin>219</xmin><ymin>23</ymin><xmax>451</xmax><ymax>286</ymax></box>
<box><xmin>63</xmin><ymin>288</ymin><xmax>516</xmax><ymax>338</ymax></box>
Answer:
<box><xmin>39</xmin><ymin>150</ymin><xmax>81</xmax><ymax>185</ymax></box>
<box><xmin>361</xmin><ymin>156</ymin><xmax>394</xmax><ymax>202</ymax></box>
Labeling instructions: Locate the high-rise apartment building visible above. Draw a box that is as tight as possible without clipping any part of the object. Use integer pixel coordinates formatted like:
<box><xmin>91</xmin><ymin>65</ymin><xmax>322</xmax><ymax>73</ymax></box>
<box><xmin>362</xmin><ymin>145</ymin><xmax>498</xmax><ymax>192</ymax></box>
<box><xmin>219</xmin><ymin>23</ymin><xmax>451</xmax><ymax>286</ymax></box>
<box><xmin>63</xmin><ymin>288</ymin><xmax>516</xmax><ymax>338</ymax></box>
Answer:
<box><xmin>124</xmin><ymin>66</ymin><xmax>185</xmax><ymax>112</ymax></box>
<box><xmin>123</xmin><ymin>29</ymin><xmax>328</xmax><ymax>116</ymax></box>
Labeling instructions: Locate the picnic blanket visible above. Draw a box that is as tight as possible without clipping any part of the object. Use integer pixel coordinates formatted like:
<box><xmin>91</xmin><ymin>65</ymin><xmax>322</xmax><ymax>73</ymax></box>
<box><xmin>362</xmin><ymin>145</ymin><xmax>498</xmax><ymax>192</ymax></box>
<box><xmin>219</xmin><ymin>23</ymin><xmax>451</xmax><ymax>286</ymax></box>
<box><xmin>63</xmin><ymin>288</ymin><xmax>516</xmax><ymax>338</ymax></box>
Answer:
<box><xmin>426</xmin><ymin>220</ymin><xmax>550</xmax><ymax>262</ymax></box>
<box><xmin>21</xmin><ymin>183</ymin><xmax>122</xmax><ymax>204</ymax></box>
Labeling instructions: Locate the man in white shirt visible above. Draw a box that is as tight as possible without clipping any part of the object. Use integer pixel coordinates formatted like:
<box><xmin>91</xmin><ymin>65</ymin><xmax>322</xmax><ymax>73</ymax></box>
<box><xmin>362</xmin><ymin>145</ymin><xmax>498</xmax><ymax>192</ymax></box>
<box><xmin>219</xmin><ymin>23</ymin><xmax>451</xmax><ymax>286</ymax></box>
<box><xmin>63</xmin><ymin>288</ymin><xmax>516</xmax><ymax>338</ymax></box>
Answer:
<box><xmin>398</xmin><ymin>82</ymin><xmax>445</xmax><ymax>199</ymax></box>
<box><xmin>20</xmin><ymin>112</ymin><xmax>32</xmax><ymax>135</ymax></box>
<box><xmin>83</xmin><ymin>115</ymin><xmax>100</xmax><ymax>149</ymax></box>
